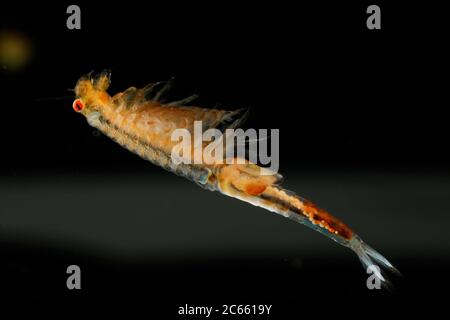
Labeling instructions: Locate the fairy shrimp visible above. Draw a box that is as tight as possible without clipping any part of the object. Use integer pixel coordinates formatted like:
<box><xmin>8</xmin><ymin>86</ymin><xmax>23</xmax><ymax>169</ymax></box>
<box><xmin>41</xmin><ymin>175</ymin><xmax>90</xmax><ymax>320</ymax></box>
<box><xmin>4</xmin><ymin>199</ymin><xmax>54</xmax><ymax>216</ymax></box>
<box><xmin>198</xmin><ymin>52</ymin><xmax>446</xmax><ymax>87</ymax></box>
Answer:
<box><xmin>72</xmin><ymin>70</ymin><xmax>400</xmax><ymax>288</ymax></box>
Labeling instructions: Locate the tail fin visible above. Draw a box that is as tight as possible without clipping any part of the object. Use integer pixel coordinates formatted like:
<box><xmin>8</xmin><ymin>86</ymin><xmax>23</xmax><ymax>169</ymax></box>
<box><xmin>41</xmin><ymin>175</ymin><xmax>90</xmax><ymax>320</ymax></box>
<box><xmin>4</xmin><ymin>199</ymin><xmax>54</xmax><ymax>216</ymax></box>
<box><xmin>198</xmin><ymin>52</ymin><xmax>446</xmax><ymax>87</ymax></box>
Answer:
<box><xmin>214</xmin><ymin>162</ymin><xmax>401</xmax><ymax>290</ymax></box>
<box><xmin>349</xmin><ymin>235</ymin><xmax>401</xmax><ymax>290</ymax></box>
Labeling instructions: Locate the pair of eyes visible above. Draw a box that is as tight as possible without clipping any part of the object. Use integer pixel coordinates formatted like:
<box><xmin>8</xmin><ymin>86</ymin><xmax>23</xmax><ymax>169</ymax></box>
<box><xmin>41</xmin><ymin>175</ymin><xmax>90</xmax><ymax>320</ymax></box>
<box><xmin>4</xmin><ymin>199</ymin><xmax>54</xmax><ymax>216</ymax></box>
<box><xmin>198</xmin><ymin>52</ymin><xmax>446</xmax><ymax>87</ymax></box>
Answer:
<box><xmin>72</xmin><ymin>99</ymin><xmax>85</xmax><ymax>112</ymax></box>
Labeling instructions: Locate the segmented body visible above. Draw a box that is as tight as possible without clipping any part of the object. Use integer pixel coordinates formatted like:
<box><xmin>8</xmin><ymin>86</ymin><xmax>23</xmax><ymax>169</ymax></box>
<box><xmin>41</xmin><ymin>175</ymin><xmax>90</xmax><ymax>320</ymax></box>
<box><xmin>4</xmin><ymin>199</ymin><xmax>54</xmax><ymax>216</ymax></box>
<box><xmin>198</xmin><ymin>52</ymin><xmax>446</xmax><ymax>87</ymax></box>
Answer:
<box><xmin>86</xmin><ymin>104</ymin><xmax>214</xmax><ymax>187</ymax></box>
<box><xmin>72</xmin><ymin>71</ymin><xmax>399</xmax><ymax>288</ymax></box>
<box><xmin>75</xmin><ymin>72</ymin><xmax>353</xmax><ymax>238</ymax></box>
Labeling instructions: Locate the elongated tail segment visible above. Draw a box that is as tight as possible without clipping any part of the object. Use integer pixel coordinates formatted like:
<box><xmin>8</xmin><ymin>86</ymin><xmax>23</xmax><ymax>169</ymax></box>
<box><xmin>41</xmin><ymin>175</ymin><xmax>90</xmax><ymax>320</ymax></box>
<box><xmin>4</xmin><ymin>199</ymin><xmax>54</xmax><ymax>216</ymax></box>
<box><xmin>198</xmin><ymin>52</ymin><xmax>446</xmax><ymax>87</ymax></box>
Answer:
<box><xmin>213</xmin><ymin>161</ymin><xmax>400</xmax><ymax>289</ymax></box>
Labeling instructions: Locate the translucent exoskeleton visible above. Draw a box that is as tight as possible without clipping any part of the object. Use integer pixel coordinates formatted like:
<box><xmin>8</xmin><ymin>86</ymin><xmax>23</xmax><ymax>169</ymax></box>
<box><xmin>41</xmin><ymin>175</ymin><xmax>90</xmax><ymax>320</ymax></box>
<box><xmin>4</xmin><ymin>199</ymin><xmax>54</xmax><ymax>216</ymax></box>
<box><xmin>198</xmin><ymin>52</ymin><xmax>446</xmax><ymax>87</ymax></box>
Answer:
<box><xmin>72</xmin><ymin>71</ymin><xmax>400</xmax><ymax>289</ymax></box>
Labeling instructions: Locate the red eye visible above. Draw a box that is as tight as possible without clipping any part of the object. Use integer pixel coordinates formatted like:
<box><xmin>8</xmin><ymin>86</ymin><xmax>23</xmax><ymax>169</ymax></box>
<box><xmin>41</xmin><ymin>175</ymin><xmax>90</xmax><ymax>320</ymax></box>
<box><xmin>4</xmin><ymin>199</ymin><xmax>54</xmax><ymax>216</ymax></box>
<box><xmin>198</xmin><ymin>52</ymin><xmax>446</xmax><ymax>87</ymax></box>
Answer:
<box><xmin>73</xmin><ymin>99</ymin><xmax>85</xmax><ymax>112</ymax></box>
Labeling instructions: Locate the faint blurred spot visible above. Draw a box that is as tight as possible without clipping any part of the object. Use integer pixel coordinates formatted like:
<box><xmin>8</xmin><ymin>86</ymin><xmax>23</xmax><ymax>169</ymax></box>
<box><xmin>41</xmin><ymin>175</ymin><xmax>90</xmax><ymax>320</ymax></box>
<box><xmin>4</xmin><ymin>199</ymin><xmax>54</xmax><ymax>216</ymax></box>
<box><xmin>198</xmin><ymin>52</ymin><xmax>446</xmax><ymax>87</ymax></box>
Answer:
<box><xmin>0</xmin><ymin>30</ymin><xmax>32</xmax><ymax>71</ymax></box>
<box><xmin>290</xmin><ymin>257</ymin><xmax>303</xmax><ymax>270</ymax></box>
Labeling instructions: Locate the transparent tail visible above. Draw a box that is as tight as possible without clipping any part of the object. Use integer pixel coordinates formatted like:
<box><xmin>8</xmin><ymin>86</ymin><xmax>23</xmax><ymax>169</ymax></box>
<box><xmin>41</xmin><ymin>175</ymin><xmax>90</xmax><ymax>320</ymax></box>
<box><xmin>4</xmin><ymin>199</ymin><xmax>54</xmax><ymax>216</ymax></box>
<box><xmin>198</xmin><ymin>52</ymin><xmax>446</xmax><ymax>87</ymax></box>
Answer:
<box><xmin>214</xmin><ymin>162</ymin><xmax>401</xmax><ymax>289</ymax></box>
<box><xmin>349</xmin><ymin>235</ymin><xmax>401</xmax><ymax>290</ymax></box>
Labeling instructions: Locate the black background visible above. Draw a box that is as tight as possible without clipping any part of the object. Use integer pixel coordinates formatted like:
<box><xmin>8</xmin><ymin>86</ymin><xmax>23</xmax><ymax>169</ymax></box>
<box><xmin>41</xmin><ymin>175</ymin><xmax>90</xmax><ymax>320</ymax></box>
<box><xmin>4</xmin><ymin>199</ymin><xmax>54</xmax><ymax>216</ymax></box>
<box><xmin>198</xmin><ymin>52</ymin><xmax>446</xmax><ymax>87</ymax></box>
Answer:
<box><xmin>1</xmin><ymin>0</ymin><xmax>449</xmax><ymax>316</ymax></box>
